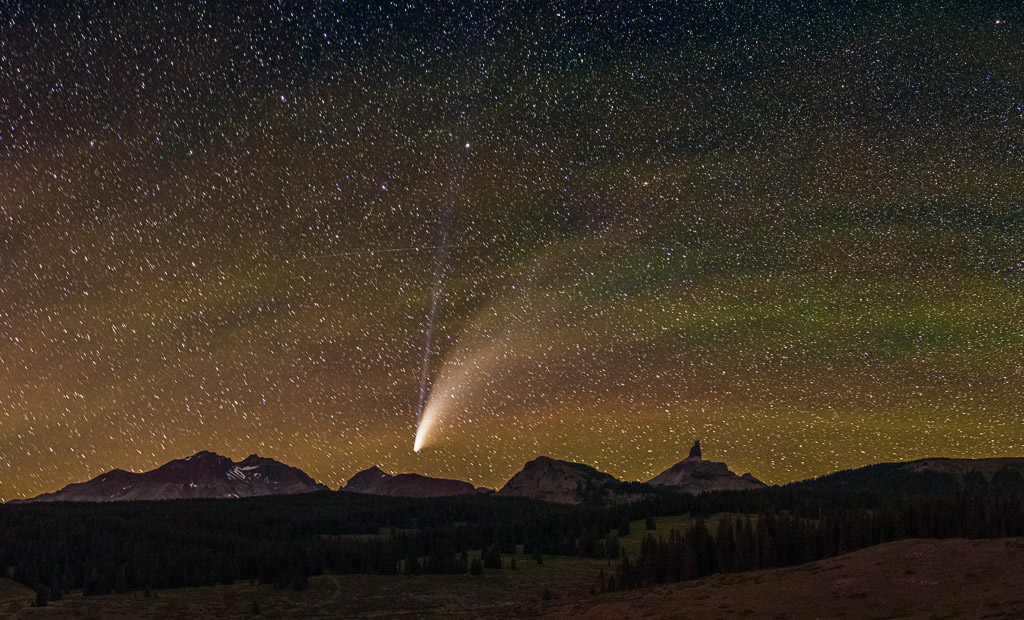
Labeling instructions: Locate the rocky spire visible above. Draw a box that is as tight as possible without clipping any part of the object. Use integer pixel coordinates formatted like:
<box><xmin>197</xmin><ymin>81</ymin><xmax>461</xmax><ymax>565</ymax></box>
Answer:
<box><xmin>688</xmin><ymin>440</ymin><xmax>702</xmax><ymax>460</ymax></box>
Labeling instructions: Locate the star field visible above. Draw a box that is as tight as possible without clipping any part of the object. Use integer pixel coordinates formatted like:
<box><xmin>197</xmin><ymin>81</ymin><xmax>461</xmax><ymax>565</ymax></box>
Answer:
<box><xmin>1</xmin><ymin>2</ymin><xmax>1022</xmax><ymax>499</ymax></box>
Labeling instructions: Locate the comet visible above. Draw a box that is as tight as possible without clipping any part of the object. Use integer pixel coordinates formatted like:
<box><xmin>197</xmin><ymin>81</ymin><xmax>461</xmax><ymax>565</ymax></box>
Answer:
<box><xmin>412</xmin><ymin>241</ymin><xmax>576</xmax><ymax>452</ymax></box>
<box><xmin>414</xmin><ymin>338</ymin><xmax>508</xmax><ymax>452</ymax></box>
<box><xmin>413</xmin><ymin>235</ymin><xmax>654</xmax><ymax>452</ymax></box>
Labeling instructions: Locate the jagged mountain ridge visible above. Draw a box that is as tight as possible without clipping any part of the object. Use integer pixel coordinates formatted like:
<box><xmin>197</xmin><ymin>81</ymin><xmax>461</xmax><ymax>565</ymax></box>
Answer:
<box><xmin>17</xmin><ymin>451</ymin><xmax>327</xmax><ymax>502</ymax></box>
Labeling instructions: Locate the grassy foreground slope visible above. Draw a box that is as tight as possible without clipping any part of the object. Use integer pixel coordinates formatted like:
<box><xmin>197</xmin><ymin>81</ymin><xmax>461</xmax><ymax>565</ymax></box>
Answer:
<box><xmin>545</xmin><ymin>538</ymin><xmax>1024</xmax><ymax>619</ymax></box>
<box><xmin>1</xmin><ymin>579</ymin><xmax>35</xmax><ymax>615</ymax></box>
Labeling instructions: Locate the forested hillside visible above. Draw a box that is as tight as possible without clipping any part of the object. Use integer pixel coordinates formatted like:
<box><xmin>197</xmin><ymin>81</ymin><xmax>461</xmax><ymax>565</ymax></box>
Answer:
<box><xmin>3</xmin><ymin>461</ymin><xmax>1023</xmax><ymax>604</ymax></box>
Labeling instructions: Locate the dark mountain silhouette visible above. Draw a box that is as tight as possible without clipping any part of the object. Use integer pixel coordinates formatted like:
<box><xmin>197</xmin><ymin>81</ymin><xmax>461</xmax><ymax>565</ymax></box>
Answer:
<box><xmin>794</xmin><ymin>457</ymin><xmax>1024</xmax><ymax>495</ymax></box>
<box><xmin>341</xmin><ymin>467</ymin><xmax>478</xmax><ymax>498</ymax></box>
<box><xmin>16</xmin><ymin>451</ymin><xmax>326</xmax><ymax>502</ymax></box>
<box><xmin>497</xmin><ymin>444</ymin><xmax>762</xmax><ymax>504</ymax></box>
<box><xmin>497</xmin><ymin>456</ymin><xmax>634</xmax><ymax>504</ymax></box>
<box><xmin>646</xmin><ymin>441</ymin><xmax>765</xmax><ymax>493</ymax></box>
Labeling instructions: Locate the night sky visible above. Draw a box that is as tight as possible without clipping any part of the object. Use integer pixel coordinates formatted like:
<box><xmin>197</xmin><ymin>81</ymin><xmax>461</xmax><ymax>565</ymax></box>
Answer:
<box><xmin>2</xmin><ymin>2</ymin><xmax>1022</xmax><ymax>500</ymax></box>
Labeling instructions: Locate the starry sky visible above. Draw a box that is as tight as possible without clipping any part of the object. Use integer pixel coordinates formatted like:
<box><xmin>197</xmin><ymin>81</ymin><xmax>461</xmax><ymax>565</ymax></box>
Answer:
<box><xmin>2</xmin><ymin>1</ymin><xmax>1022</xmax><ymax>500</ymax></box>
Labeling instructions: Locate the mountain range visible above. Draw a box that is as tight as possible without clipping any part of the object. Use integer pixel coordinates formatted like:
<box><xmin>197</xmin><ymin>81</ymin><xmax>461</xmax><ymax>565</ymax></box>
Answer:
<box><xmin>14</xmin><ymin>451</ymin><xmax>326</xmax><ymax>503</ymax></box>
<box><xmin>13</xmin><ymin>442</ymin><xmax>1022</xmax><ymax>505</ymax></box>
<box><xmin>12</xmin><ymin>441</ymin><xmax>759</xmax><ymax>504</ymax></box>
<box><xmin>338</xmin><ymin>440</ymin><xmax>763</xmax><ymax>504</ymax></box>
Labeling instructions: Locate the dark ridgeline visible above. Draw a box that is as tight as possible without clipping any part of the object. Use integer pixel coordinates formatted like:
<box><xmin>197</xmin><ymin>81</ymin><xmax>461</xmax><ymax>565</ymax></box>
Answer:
<box><xmin>340</xmin><ymin>467</ymin><xmax>483</xmax><ymax>498</ymax></box>
<box><xmin>1</xmin><ymin>455</ymin><xmax>1023</xmax><ymax>600</ymax></box>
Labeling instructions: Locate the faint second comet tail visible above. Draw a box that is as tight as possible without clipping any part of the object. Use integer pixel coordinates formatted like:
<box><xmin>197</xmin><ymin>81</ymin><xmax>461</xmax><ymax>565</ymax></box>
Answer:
<box><xmin>414</xmin><ymin>212</ymin><xmax>453</xmax><ymax>452</ymax></box>
<box><xmin>414</xmin><ymin>138</ymin><xmax>468</xmax><ymax>452</ymax></box>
